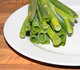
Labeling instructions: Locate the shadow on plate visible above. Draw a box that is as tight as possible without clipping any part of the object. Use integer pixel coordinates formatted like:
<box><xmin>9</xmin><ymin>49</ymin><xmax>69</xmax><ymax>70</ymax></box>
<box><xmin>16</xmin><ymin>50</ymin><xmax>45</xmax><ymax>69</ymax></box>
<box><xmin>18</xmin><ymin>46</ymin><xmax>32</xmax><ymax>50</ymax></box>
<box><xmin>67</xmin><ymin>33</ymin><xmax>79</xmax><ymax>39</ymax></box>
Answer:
<box><xmin>4</xmin><ymin>38</ymin><xmax>80</xmax><ymax>69</ymax></box>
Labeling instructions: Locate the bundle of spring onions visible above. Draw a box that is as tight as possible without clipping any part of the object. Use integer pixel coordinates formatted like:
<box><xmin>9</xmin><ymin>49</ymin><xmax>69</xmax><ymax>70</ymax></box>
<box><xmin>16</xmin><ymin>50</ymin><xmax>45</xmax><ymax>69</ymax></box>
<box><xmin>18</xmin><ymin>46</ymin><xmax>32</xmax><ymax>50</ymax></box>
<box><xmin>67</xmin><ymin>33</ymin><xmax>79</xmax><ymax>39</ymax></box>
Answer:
<box><xmin>20</xmin><ymin>0</ymin><xmax>78</xmax><ymax>47</ymax></box>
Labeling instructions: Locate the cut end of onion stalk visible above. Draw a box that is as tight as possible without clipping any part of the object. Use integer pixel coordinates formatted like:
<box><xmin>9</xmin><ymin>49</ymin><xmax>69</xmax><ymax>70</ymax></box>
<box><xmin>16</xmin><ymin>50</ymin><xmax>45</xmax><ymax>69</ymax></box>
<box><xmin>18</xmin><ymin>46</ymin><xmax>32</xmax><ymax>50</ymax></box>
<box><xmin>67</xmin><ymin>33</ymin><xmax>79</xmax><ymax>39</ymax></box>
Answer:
<box><xmin>38</xmin><ymin>32</ymin><xmax>46</xmax><ymax>43</ymax></box>
<box><xmin>51</xmin><ymin>18</ymin><xmax>61</xmax><ymax>31</ymax></box>
<box><xmin>53</xmin><ymin>38</ymin><xmax>61</xmax><ymax>46</ymax></box>
<box><xmin>67</xmin><ymin>27</ymin><xmax>73</xmax><ymax>34</ymax></box>
<box><xmin>20</xmin><ymin>32</ymin><xmax>26</xmax><ymax>39</ymax></box>
<box><xmin>30</xmin><ymin>37</ymin><xmax>36</xmax><ymax>43</ymax></box>
<box><xmin>55</xmin><ymin>25</ymin><xmax>62</xmax><ymax>31</ymax></box>
<box><xmin>75</xmin><ymin>15</ymin><xmax>78</xmax><ymax>18</ymax></box>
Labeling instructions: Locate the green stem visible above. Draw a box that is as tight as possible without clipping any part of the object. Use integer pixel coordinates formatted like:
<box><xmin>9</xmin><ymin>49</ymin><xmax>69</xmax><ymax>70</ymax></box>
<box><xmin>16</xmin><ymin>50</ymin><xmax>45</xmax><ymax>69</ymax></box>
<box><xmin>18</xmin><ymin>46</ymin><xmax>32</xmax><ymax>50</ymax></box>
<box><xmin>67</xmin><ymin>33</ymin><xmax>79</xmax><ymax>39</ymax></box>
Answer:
<box><xmin>50</xmin><ymin>22</ymin><xmax>66</xmax><ymax>46</ymax></box>
<box><xmin>46</xmin><ymin>0</ymin><xmax>67</xmax><ymax>31</ymax></box>
<box><xmin>38</xmin><ymin>31</ymin><xmax>47</xmax><ymax>43</ymax></box>
<box><xmin>28</xmin><ymin>0</ymin><xmax>38</xmax><ymax>22</ymax></box>
<box><xmin>55</xmin><ymin>7</ymin><xmax>75</xmax><ymax>23</ymax></box>
<box><xmin>38</xmin><ymin>0</ymin><xmax>50</xmax><ymax>22</ymax></box>
<box><xmin>64</xmin><ymin>18</ymin><xmax>73</xmax><ymax>34</ymax></box>
<box><xmin>37</xmin><ymin>7</ymin><xmax>61</xmax><ymax>46</ymax></box>
<box><xmin>20</xmin><ymin>16</ymin><xmax>30</xmax><ymax>38</ymax></box>
<box><xmin>42</xmin><ymin>35</ymin><xmax>50</xmax><ymax>44</ymax></box>
<box><xmin>20</xmin><ymin>0</ymin><xmax>37</xmax><ymax>38</ymax></box>
<box><xmin>30</xmin><ymin>29</ymin><xmax>37</xmax><ymax>43</ymax></box>
<box><xmin>50</xmin><ymin>0</ymin><xmax>78</xmax><ymax>18</ymax></box>
<box><xmin>55</xmin><ymin>7</ymin><xmax>73</xmax><ymax>34</ymax></box>
<box><xmin>37</xmin><ymin>8</ymin><xmax>49</xmax><ymax>33</ymax></box>
<box><xmin>48</xmin><ymin>26</ymin><xmax>61</xmax><ymax>46</ymax></box>
<box><xmin>40</xmin><ymin>0</ymin><xmax>61</xmax><ymax>31</ymax></box>
<box><xmin>32</xmin><ymin>14</ymin><xmax>40</xmax><ymax>34</ymax></box>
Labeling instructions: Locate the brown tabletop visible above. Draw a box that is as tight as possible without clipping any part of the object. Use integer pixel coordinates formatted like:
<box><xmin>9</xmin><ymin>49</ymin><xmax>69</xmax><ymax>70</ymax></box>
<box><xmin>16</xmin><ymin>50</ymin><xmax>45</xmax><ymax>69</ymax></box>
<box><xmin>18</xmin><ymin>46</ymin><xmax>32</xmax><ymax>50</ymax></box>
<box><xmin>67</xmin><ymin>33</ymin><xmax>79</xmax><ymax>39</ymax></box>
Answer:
<box><xmin>0</xmin><ymin>0</ymin><xmax>80</xmax><ymax>70</ymax></box>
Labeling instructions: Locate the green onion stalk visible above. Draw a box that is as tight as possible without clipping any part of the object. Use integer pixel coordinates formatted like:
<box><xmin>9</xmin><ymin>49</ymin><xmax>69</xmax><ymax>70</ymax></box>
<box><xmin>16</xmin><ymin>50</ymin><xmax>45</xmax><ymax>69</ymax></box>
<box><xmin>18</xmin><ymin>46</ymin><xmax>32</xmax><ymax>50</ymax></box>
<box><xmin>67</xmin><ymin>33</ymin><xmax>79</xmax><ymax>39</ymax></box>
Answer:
<box><xmin>32</xmin><ymin>14</ymin><xmax>40</xmax><ymax>34</ymax></box>
<box><xmin>55</xmin><ymin>7</ymin><xmax>73</xmax><ymax>34</ymax></box>
<box><xmin>37</xmin><ymin>7</ymin><xmax>61</xmax><ymax>46</ymax></box>
<box><xmin>49</xmin><ymin>0</ymin><xmax>78</xmax><ymax>18</ymax></box>
<box><xmin>20</xmin><ymin>0</ymin><xmax>37</xmax><ymax>38</ymax></box>
<box><xmin>40</xmin><ymin>0</ymin><xmax>61</xmax><ymax>31</ymax></box>
<box><xmin>50</xmin><ymin>22</ymin><xmax>66</xmax><ymax>46</ymax></box>
<box><xmin>46</xmin><ymin>0</ymin><xmax>67</xmax><ymax>31</ymax></box>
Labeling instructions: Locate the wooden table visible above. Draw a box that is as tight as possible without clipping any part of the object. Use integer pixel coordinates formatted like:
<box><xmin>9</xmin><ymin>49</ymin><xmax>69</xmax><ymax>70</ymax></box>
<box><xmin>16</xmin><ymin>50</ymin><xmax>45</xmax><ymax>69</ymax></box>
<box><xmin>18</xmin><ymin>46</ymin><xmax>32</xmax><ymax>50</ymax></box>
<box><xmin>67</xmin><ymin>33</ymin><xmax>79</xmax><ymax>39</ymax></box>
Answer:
<box><xmin>0</xmin><ymin>0</ymin><xmax>80</xmax><ymax>70</ymax></box>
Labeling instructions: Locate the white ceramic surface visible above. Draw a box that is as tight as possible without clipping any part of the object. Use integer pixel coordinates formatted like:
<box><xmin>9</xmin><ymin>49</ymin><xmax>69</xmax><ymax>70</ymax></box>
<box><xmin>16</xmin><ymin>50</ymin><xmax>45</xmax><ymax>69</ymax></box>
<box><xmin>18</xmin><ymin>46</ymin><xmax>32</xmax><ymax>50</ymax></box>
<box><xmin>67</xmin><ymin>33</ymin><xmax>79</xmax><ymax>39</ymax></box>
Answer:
<box><xmin>4</xmin><ymin>0</ymin><xmax>80</xmax><ymax>66</ymax></box>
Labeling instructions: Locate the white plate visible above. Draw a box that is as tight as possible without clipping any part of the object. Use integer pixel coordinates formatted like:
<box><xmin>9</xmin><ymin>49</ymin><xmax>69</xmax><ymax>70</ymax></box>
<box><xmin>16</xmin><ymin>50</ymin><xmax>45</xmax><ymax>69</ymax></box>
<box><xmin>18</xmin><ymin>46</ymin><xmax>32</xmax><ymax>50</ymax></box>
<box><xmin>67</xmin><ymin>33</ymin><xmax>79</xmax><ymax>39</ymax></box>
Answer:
<box><xmin>4</xmin><ymin>0</ymin><xmax>80</xmax><ymax>66</ymax></box>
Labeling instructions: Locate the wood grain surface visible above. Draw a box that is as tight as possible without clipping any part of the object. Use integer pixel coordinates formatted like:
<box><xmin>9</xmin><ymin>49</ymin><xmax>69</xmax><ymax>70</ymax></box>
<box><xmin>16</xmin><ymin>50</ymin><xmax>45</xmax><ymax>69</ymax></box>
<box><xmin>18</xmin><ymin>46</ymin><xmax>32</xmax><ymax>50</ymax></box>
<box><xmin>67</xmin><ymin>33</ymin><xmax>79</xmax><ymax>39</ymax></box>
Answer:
<box><xmin>0</xmin><ymin>0</ymin><xmax>80</xmax><ymax>70</ymax></box>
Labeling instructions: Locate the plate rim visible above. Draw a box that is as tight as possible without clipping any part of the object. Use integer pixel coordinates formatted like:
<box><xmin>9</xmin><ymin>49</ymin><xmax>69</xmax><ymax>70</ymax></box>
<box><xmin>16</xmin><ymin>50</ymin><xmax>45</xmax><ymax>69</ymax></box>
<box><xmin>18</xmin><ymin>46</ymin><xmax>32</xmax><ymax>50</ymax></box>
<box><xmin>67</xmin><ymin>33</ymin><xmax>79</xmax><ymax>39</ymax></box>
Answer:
<box><xmin>3</xmin><ymin>4</ymin><xmax>80</xmax><ymax>66</ymax></box>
